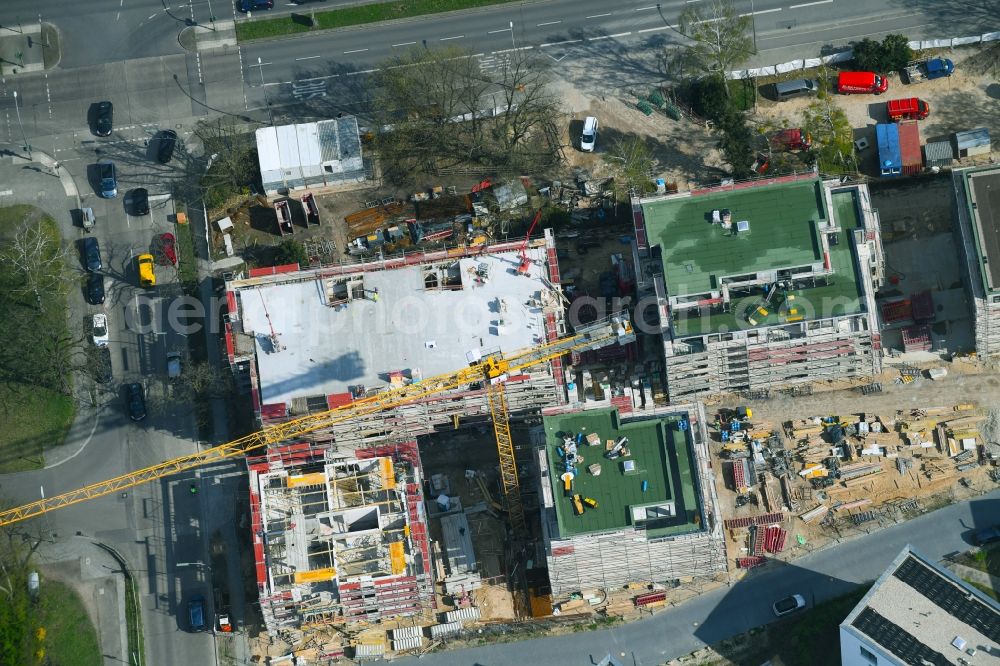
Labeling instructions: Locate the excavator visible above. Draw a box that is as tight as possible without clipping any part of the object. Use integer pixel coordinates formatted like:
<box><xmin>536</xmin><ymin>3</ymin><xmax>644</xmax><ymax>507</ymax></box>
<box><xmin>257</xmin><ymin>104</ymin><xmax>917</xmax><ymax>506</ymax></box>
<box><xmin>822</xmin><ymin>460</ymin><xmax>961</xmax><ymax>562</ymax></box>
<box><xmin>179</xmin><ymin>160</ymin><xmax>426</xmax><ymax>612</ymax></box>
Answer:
<box><xmin>0</xmin><ymin>313</ymin><xmax>636</xmax><ymax>530</ymax></box>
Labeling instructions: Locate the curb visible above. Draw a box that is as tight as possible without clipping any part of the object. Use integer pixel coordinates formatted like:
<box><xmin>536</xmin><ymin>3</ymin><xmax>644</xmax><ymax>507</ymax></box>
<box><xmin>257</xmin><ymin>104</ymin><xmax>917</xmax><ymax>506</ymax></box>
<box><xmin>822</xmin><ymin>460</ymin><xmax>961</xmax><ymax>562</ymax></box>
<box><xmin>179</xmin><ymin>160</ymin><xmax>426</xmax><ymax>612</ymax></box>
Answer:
<box><xmin>234</xmin><ymin>0</ymin><xmax>550</xmax><ymax>45</ymax></box>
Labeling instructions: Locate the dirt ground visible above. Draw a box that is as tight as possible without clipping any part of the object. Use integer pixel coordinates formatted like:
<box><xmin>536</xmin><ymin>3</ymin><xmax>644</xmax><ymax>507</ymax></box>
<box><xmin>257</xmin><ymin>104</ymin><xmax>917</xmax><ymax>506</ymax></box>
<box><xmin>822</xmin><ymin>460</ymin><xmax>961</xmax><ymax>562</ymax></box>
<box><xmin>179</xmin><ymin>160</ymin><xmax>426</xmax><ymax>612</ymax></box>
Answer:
<box><xmin>708</xmin><ymin>362</ymin><xmax>1000</xmax><ymax>572</ymax></box>
<box><xmin>753</xmin><ymin>45</ymin><xmax>1000</xmax><ymax>176</ymax></box>
<box><xmin>547</xmin><ymin>77</ymin><xmax>726</xmax><ymax>191</ymax></box>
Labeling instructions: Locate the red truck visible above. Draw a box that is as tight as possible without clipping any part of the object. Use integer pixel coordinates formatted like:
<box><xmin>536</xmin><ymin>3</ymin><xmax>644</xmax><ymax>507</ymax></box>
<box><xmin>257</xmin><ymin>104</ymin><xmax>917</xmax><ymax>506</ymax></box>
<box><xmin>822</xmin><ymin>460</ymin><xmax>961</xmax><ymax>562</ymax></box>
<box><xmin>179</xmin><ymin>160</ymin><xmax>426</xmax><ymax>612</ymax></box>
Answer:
<box><xmin>770</xmin><ymin>128</ymin><xmax>812</xmax><ymax>152</ymax></box>
<box><xmin>887</xmin><ymin>97</ymin><xmax>930</xmax><ymax>121</ymax></box>
<box><xmin>837</xmin><ymin>71</ymin><xmax>889</xmax><ymax>95</ymax></box>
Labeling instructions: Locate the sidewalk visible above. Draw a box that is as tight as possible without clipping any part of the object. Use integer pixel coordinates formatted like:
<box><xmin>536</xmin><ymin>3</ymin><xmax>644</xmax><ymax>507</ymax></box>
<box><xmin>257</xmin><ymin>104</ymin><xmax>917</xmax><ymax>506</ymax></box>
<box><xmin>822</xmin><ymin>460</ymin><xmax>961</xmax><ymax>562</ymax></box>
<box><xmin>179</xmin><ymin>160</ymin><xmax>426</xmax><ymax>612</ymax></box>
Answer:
<box><xmin>945</xmin><ymin>560</ymin><xmax>1000</xmax><ymax>592</ymax></box>
<box><xmin>37</xmin><ymin>538</ymin><xmax>129</xmax><ymax>665</ymax></box>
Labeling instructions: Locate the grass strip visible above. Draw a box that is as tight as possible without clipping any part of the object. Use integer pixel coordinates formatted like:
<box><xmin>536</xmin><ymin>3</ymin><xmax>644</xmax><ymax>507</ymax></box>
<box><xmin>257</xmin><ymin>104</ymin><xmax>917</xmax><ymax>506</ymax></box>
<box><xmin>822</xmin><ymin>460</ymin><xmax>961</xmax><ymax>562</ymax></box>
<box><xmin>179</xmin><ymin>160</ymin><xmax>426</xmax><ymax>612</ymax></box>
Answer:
<box><xmin>237</xmin><ymin>0</ymin><xmax>517</xmax><ymax>41</ymax></box>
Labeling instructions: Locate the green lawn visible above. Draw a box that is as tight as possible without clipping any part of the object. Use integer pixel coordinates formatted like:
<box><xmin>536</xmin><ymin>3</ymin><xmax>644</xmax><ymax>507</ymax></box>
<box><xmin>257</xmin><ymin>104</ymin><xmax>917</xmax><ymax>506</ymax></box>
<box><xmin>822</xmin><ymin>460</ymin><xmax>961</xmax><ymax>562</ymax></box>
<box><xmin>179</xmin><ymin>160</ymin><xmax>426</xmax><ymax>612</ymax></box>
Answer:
<box><xmin>0</xmin><ymin>205</ymin><xmax>76</xmax><ymax>471</ymax></box>
<box><xmin>33</xmin><ymin>580</ymin><xmax>102</xmax><ymax>666</ymax></box>
<box><xmin>0</xmin><ymin>382</ymin><xmax>74</xmax><ymax>472</ymax></box>
<box><xmin>237</xmin><ymin>0</ymin><xmax>519</xmax><ymax>41</ymax></box>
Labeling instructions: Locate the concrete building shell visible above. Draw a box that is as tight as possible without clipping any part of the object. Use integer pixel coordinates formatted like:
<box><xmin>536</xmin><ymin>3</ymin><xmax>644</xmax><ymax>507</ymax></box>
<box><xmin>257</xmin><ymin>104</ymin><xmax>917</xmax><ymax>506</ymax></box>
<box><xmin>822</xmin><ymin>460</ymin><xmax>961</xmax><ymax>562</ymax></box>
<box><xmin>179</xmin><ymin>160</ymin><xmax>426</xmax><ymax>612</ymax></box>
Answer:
<box><xmin>222</xmin><ymin>233</ymin><xmax>570</xmax><ymax>447</ymax></box>
<box><xmin>536</xmin><ymin>403</ymin><xmax>726</xmax><ymax>598</ymax></box>
<box><xmin>248</xmin><ymin>441</ymin><xmax>434</xmax><ymax>635</ymax></box>
<box><xmin>953</xmin><ymin>166</ymin><xmax>1000</xmax><ymax>359</ymax></box>
<box><xmin>631</xmin><ymin>174</ymin><xmax>885</xmax><ymax>401</ymax></box>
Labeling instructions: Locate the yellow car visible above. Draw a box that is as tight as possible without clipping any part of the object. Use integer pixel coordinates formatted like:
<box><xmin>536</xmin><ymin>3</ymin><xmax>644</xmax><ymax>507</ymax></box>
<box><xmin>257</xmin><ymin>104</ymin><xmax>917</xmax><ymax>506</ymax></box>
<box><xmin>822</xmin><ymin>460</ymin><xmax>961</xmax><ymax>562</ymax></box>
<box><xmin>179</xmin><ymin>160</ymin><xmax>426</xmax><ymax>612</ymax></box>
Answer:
<box><xmin>138</xmin><ymin>253</ymin><xmax>156</xmax><ymax>287</ymax></box>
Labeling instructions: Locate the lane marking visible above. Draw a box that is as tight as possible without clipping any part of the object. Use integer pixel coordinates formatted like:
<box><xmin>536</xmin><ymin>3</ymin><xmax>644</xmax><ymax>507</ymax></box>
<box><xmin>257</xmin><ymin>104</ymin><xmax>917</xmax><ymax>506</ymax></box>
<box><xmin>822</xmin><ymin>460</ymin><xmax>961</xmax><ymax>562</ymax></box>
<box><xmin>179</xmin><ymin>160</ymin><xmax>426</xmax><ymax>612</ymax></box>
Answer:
<box><xmin>392</xmin><ymin>41</ymin><xmax>417</xmax><ymax>47</ymax></box>
<box><xmin>741</xmin><ymin>7</ymin><xmax>782</xmax><ymax>15</ymax></box>
<box><xmin>586</xmin><ymin>12</ymin><xmax>611</xmax><ymax>18</ymax></box>
<box><xmin>540</xmin><ymin>38</ymin><xmax>582</xmax><ymax>46</ymax></box>
<box><xmin>439</xmin><ymin>35</ymin><xmax>465</xmax><ymax>40</ymax></box>
<box><xmin>789</xmin><ymin>0</ymin><xmax>833</xmax><ymax>7</ymax></box>
<box><xmin>295</xmin><ymin>55</ymin><xmax>322</xmax><ymax>61</ymax></box>
<box><xmin>609</xmin><ymin>31</ymin><xmax>632</xmax><ymax>37</ymax></box>
<box><xmin>0</xmin><ymin>189</ymin><xmax>12</xmax><ymax>196</ymax></box>
<box><xmin>344</xmin><ymin>48</ymin><xmax>369</xmax><ymax>54</ymax></box>
<box><xmin>488</xmin><ymin>28</ymin><xmax>512</xmax><ymax>33</ymax></box>
<box><xmin>635</xmin><ymin>5</ymin><xmax>657</xmax><ymax>10</ymax></box>
<box><xmin>638</xmin><ymin>25</ymin><xmax>675</xmax><ymax>33</ymax></box>
<box><xmin>537</xmin><ymin>20</ymin><xmax>561</xmax><ymax>26</ymax></box>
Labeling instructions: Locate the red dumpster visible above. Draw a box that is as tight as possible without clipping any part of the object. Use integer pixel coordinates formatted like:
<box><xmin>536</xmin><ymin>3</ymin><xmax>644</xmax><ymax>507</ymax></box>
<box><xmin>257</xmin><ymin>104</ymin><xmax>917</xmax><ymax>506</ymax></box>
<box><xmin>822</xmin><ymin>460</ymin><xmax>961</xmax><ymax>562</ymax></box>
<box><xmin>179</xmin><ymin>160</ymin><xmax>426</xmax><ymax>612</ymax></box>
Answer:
<box><xmin>898</xmin><ymin>120</ymin><xmax>923</xmax><ymax>176</ymax></box>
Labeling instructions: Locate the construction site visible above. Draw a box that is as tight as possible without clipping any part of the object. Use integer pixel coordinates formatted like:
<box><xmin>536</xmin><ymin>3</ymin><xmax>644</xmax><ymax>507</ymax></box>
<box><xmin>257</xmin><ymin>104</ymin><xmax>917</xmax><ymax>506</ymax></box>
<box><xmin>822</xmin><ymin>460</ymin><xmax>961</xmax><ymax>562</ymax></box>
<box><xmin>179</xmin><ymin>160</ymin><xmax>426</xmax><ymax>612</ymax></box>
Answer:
<box><xmin>706</xmin><ymin>390</ymin><xmax>1000</xmax><ymax>576</ymax></box>
<box><xmin>209</xmin><ymin>170</ymin><xmax>1000</xmax><ymax>661</ymax></box>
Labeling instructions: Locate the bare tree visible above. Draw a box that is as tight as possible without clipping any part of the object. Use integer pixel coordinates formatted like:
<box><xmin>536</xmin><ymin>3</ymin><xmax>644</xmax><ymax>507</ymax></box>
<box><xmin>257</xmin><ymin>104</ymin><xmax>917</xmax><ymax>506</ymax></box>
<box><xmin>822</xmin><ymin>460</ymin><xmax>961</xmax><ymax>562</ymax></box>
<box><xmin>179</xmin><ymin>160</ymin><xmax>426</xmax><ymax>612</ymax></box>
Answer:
<box><xmin>373</xmin><ymin>48</ymin><xmax>561</xmax><ymax>182</ymax></box>
<box><xmin>603</xmin><ymin>137</ymin><xmax>655</xmax><ymax>197</ymax></box>
<box><xmin>194</xmin><ymin>117</ymin><xmax>258</xmax><ymax>206</ymax></box>
<box><xmin>1</xmin><ymin>215</ymin><xmax>66</xmax><ymax>310</ymax></box>
<box><xmin>674</xmin><ymin>0</ymin><xmax>754</xmax><ymax>92</ymax></box>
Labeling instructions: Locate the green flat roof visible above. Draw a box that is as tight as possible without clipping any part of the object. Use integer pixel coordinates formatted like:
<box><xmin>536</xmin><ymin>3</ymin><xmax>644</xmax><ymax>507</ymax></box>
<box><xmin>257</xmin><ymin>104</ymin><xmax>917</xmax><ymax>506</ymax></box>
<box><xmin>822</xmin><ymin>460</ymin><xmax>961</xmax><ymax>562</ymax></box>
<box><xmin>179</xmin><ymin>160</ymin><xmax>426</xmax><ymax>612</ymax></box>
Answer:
<box><xmin>543</xmin><ymin>408</ymin><xmax>702</xmax><ymax>538</ymax></box>
<box><xmin>642</xmin><ymin>180</ymin><xmax>867</xmax><ymax>337</ymax></box>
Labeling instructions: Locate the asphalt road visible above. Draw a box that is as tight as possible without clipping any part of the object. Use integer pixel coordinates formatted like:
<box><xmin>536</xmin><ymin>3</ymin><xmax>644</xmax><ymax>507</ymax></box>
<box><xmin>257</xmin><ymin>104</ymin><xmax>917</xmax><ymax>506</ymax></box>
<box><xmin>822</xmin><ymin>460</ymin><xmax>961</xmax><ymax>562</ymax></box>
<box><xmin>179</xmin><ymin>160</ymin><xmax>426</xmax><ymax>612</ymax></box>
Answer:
<box><xmin>397</xmin><ymin>489</ymin><xmax>1000</xmax><ymax>666</ymax></box>
<box><xmin>0</xmin><ymin>120</ymin><xmax>224</xmax><ymax>666</ymax></box>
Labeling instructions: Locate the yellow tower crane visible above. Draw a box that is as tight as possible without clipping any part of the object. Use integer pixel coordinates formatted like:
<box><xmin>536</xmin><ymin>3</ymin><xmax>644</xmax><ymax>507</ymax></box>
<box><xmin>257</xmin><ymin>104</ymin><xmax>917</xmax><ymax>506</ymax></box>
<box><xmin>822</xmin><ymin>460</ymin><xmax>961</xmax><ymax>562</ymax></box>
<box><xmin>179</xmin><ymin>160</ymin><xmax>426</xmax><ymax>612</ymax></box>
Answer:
<box><xmin>0</xmin><ymin>314</ymin><xmax>635</xmax><ymax>528</ymax></box>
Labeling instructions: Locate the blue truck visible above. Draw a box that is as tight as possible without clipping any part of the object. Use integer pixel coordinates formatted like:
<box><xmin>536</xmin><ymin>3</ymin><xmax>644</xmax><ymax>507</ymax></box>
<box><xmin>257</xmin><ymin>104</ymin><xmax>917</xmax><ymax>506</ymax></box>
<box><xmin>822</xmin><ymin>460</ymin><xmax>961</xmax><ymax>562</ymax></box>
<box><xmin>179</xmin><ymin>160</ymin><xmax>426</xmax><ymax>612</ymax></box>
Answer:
<box><xmin>904</xmin><ymin>57</ymin><xmax>954</xmax><ymax>84</ymax></box>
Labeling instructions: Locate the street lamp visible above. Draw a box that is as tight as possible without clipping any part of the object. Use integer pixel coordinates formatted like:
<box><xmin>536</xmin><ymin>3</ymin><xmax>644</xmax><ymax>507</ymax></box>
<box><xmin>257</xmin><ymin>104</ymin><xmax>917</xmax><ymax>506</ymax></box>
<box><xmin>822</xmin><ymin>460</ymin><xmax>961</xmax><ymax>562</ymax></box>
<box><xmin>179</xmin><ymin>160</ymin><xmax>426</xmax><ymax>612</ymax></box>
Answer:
<box><xmin>509</xmin><ymin>20</ymin><xmax>516</xmax><ymax>49</ymax></box>
<box><xmin>206</xmin><ymin>0</ymin><xmax>217</xmax><ymax>31</ymax></box>
<box><xmin>257</xmin><ymin>57</ymin><xmax>274</xmax><ymax>126</ymax></box>
<box><xmin>749</xmin><ymin>0</ymin><xmax>757</xmax><ymax>54</ymax></box>
<box><xmin>12</xmin><ymin>91</ymin><xmax>31</xmax><ymax>160</ymax></box>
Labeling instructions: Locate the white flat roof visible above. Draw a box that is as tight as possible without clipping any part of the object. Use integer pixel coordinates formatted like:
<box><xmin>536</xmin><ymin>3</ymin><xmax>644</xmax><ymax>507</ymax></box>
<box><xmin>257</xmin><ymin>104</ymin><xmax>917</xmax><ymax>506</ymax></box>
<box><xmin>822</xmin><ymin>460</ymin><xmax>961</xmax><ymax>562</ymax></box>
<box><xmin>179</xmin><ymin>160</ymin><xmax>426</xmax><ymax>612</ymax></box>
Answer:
<box><xmin>240</xmin><ymin>249</ymin><xmax>555</xmax><ymax>405</ymax></box>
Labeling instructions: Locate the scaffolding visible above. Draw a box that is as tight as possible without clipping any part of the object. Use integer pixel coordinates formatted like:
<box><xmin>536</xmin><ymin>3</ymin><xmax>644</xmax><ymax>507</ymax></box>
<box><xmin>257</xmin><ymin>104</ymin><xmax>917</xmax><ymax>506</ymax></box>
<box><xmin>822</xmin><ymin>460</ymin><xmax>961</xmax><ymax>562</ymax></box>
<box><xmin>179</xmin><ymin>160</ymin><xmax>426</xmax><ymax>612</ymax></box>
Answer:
<box><xmin>537</xmin><ymin>403</ymin><xmax>727</xmax><ymax>598</ymax></box>
<box><xmin>249</xmin><ymin>442</ymin><xmax>434</xmax><ymax>636</ymax></box>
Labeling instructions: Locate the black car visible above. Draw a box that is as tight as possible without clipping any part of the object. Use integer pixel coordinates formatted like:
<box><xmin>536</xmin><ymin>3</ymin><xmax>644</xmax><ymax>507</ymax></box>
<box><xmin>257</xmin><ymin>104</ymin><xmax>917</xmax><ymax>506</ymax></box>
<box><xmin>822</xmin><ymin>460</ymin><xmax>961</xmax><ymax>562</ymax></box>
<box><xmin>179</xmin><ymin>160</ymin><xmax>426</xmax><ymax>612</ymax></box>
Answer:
<box><xmin>94</xmin><ymin>101</ymin><xmax>113</xmax><ymax>137</ymax></box>
<box><xmin>94</xmin><ymin>346</ymin><xmax>113</xmax><ymax>384</ymax></box>
<box><xmin>86</xmin><ymin>274</ymin><xmax>106</xmax><ymax>304</ymax></box>
<box><xmin>238</xmin><ymin>0</ymin><xmax>273</xmax><ymax>11</ymax></box>
<box><xmin>975</xmin><ymin>525</ymin><xmax>1000</xmax><ymax>546</ymax></box>
<box><xmin>128</xmin><ymin>188</ymin><xmax>150</xmax><ymax>216</ymax></box>
<box><xmin>82</xmin><ymin>237</ymin><xmax>103</xmax><ymax>272</ymax></box>
<box><xmin>155</xmin><ymin>129</ymin><xmax>177</xmax><ymax>163</ymax></box>
<box><xmin>126</xmin><ymin>382</ymin><xmax>147</xmax><ymax>421</ymax></box>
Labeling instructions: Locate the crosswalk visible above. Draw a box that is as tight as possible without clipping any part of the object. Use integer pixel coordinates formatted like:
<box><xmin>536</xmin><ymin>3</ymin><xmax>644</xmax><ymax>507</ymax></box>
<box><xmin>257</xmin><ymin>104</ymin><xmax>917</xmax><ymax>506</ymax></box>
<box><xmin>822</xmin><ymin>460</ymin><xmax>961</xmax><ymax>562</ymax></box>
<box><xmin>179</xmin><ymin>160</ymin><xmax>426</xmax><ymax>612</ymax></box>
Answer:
<box><xmin>478</xmin><ymin>52</ymin><xmax>512</xmax><ymax>74</ymax></box>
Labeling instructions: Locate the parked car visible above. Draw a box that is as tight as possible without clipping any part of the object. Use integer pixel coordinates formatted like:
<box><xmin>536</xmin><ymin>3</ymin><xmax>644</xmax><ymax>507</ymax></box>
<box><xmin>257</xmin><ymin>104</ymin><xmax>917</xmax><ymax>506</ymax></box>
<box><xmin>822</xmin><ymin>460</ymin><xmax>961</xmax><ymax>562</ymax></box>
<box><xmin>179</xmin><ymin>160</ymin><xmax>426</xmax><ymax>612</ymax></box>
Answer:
<box><xmin>188</xmin><ymin>596</ymin><xmax>207</xmax><ymax>631</ymax></box>
<box><xmin>94</xmin><ymin>101</ymin><xmax>113</xmax><ymax>137</ymax></box>
<box><xmin>98</xmin><ymin>161</ymin><xmax>118</xmax><ymax>198</ymax></box>
<box><xmin>837</xmin><ymin>71</ymin><xmax>888</xmax><ymax>95</ymax></box>
<box><xmin>156</xmin><ymin>233</ymin><xmax>177</xmax><ymax>265</ymax></box>
<box><xmin>82</xmin><ymin>237</ymin><xmax>103</xmax><ymax>272</ymax></box>
<box><xmin>94</xmin><ymin>346</ymin><xmax>113</xmax><ymax>384</ymax></box>
<box><xmin>580</xmin><ymin>116</ymin><xmax>598</xmax><ymax>152</ymax></box>
<box><xmin>974</xmin><ymin>525</ymin><xmax>1000</xmax><ymax>546</ymax></box>
<box><xmin>774</xmin><ymin>78</ymin><xmax>819</xmax><ymax>101</ymax></box>
<box><xmin>128</xmin><ymin>188</ymin><xmax>150</xmax><ymax>216</ymax></box>
<box><xmin>155</xmin><ymin>129</ymin><xmax>178</xmax><ymax>163</ymax></box>
<box><xmin>86</xmin><ymin>274</ymin><xmax>106</xmax><ymax>305</ymax></box>
<box><xmin>903</xmin><ymin>57</ymin><xmax>954</xmax><ymax>84</ymax></box>
<box><xmin>91</xmin><ymin>313</ymin><xmax>109</xmax><ymax>347</ymax></box>
<box><xmin>770</xmin><ymin>128</ymin><xmax>812</xmax><ymax>152</ymax></box>
<box><xmin>126</xmin><ymin>382</ymin><xmax>146</xmax><ymax>421</ymax></box>
<box><xmin>138</xmin><ymin>253</ymin><xmax>156</xmax><ymax>288</ymax></box>
<box><xmin>238</xmin><ymin>0</ymin><xmax>273</xmax><ymax>11</ymax></box>
<box><xmin>772</xmin><ymin>594</ymin><xmax>806</xmax><ymax>617</ymax></box>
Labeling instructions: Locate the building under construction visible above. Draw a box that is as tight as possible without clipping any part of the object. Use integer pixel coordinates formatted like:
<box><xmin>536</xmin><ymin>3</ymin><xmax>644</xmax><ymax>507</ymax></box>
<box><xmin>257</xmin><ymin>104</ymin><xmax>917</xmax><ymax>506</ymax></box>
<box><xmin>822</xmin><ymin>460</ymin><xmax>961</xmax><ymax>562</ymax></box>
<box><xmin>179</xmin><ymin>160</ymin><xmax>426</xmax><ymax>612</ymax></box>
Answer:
<box><xmin>247</xmin><ymin>441</ymin><xmax>432</xmax><ymax>638</ymax></box>
<box><xmin>631</xmin><ymin>174</ymin><xmax>886</xmax><ymax>400</ymax></box>
<box><xmin>536</xmin><ymin>404</ymin><xmax>726</xmax><ymax>598</ymax></box>
<box><xmin>954</xmin><ymin>165</ymin><xmax>1000</xmax><ymax>358</ymax></box>
<box><xmin>223</xmin><ymin>234</ymin><xmax>569</xmax><ymax>446</ymax></box>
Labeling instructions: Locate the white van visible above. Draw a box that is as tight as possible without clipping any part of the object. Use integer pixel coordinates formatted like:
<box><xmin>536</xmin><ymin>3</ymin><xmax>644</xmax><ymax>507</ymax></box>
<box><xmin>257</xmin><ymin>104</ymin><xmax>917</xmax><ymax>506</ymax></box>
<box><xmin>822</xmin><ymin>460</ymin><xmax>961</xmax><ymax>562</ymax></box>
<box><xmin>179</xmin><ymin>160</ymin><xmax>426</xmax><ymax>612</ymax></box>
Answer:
<box><xmin>580</xmin><ymin>116</ymin><xmax>598</xmax><ymax>152</ymax></box>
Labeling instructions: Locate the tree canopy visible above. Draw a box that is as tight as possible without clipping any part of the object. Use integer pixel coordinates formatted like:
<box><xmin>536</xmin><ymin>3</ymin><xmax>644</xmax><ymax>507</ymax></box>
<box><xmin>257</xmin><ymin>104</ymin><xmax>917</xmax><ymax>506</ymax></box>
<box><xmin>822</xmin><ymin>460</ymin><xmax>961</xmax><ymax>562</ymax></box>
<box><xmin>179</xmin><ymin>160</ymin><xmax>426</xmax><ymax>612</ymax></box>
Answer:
<box><xmin>675</xmin><ymin>0</ymin><xmax>754</xmax><ymax>87</ymax></box>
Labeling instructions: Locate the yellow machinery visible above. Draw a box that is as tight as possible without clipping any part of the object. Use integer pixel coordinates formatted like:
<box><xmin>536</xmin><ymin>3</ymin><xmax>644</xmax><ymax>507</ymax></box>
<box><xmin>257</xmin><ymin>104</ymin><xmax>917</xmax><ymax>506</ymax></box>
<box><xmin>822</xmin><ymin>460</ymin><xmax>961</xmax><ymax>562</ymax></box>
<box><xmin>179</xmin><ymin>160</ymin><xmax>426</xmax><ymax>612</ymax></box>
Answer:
<box><xmin>0</xmin><ymin>314</ymin><xmax>635</xmax><ymax>528</ymax></box>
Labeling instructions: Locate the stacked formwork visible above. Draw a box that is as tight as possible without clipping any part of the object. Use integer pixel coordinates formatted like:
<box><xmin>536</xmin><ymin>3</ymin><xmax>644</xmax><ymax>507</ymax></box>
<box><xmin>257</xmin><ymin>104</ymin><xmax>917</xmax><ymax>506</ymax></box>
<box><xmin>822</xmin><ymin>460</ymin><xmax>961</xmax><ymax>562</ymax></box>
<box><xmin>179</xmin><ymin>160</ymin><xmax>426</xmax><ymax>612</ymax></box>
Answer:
<box><xmin>538</xmin><ymin>403</ymin><xmax>727</xmax><ymax>597</ymax></box>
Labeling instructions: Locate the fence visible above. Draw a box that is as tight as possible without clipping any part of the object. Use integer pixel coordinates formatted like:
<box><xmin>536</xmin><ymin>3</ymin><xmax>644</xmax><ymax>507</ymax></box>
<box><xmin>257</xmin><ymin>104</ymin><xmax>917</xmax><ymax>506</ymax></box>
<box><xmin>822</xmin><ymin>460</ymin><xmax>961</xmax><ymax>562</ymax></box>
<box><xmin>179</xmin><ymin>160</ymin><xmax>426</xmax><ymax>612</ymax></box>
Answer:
<box><xmin>728</xmin><ymin>30</ymin><xmax>1000</xmax><ymax>80</ymax></box>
